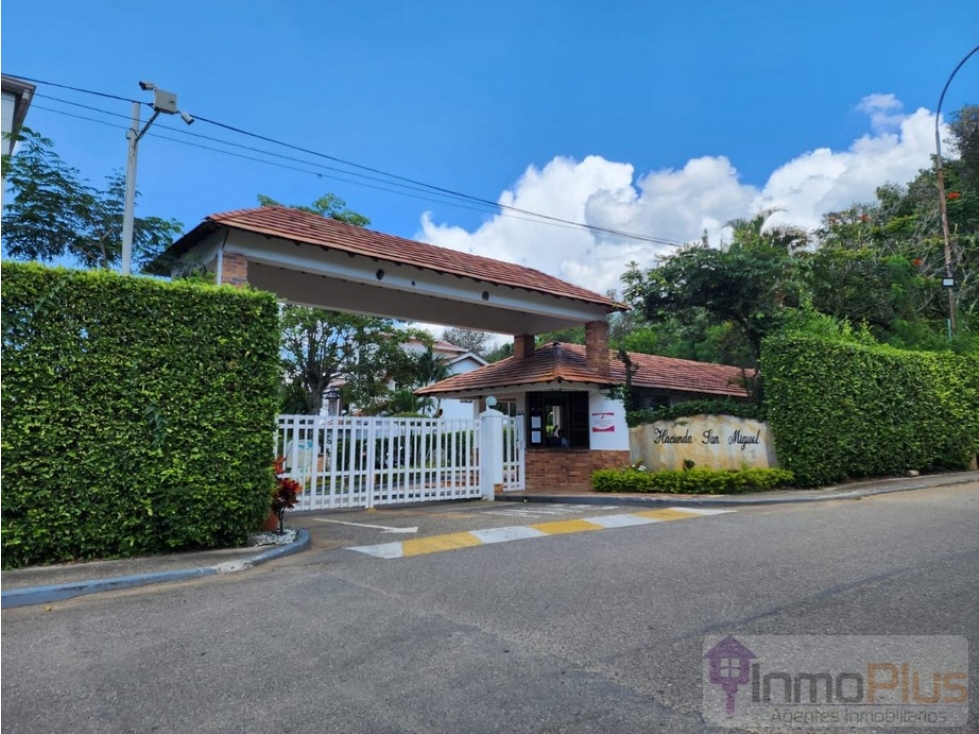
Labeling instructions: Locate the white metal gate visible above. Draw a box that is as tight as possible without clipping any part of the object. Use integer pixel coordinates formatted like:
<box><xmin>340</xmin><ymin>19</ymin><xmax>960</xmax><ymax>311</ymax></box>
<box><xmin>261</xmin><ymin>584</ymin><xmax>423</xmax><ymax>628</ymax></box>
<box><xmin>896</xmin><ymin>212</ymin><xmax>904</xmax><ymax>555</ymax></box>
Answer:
<box><xmin>277</xmin><ymin>415</ymin><xmax>475</xmax><ymax>510</ymax></box>
<box><xmin>276</xmin><ymin>414</ymin><xmax>524</xmax><ymax>510</ymax></box>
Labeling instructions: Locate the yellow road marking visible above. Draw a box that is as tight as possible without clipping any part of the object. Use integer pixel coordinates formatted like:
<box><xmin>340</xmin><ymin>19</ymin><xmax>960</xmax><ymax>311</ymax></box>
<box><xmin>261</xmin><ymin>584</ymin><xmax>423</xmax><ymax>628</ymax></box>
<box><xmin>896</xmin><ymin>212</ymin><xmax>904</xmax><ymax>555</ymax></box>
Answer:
<box><xmin>401</xmin><ymin>532</ymin><xmax>483</xmax><ymax>557</ymax></box>
<box><xmin>347</xmin><ymin>507</ymin><xmax>732</xmax><ymax>559</ymax></box>
<box><xmin>530</xmin><ymin>518</ymin><xmax>604</xmax><ymax>535</ymax></box>
<box><xmin>633</xmin><ymin>508</ymin><xmax>701</xmax><ymax>522</ymax></box>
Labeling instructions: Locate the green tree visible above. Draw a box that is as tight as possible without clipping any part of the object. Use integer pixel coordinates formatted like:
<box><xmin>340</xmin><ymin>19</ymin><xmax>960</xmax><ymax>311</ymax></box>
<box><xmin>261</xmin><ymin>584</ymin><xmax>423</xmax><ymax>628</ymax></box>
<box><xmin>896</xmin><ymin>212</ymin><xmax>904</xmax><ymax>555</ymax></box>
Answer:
<box><xmin>440</xmin><ymin>327</ymin><xmax>493</xmax><ymax>357</ymax></box>
<box><xmin>257</xmin><ymin>193</ymin><xmax>370</xmax><ymax>227</ymax></box>
<box><xmin>626</xmin><ymin>222</ymin><xmax>805</xmax><ymax>371</ymax></box>
<box><xmin>484</xmin><ymin>340</ymin><xmax>513</xmax><ymax>362</ymax></box>
<box><xmin>2</xmin><ymin>129</ymin><xmax>182</xmax><ymax>270</ymax></box>
<box><xmin>382</xmin><ymin>345</ymin><xmax>452</xmax><ymax>416</ymax></box>
<box><xmin>280</xmin><ymin>306</ymin><xmax>421</xmax><ymax>415</ymax></box>
<box><xmin>723</xmin><ymin>207</ymin><xmax>809</xmax><ymax>253</ymax></box>
<box><xmin>809</xmin><ymin>104</ymin><xmax>979</xmax><ymax>345</ymax></box>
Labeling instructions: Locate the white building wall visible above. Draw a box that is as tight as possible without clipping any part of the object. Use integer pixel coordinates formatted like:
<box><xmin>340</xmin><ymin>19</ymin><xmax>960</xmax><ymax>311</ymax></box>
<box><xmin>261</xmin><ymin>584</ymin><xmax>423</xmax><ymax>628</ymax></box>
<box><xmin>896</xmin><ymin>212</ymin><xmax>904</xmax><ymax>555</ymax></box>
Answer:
<box><xmin>1</xmin><ymin>92</ymin><xmax>17</xmax><ymax>157</ymax></box>
<box><xmin>2</xmin><ymin>91</ymin><xmax>17</xmax><ymax>203</ymax></box>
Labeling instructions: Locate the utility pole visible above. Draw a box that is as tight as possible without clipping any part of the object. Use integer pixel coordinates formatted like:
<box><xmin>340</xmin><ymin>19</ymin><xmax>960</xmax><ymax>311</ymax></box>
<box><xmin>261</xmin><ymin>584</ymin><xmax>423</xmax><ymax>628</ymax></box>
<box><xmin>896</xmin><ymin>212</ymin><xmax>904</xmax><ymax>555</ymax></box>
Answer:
<box><xmin>120</xmin><ymin>82</ymin><xmax>194</xmax><ymax>275</ymax></box>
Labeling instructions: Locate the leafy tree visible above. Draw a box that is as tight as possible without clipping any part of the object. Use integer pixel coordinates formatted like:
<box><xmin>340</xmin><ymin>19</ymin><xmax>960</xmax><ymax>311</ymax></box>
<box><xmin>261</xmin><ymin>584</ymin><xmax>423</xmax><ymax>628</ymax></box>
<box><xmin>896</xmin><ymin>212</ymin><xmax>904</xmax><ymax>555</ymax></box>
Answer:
<box><xmin>2</xmin><ymin>129</ymin><xmax>182</xmax><ymax>270</ymax></box>
<box><xmin>809</xmin><ymin>105</ymin><xmax>979</xmax><ymax>343</ymax></box>
<box><xmin>257</xmin><ymin>193</ymin><xmax>370</xmax><ymax>227</ymax></box>
<box><xmin>948</xmin><ymin>104</ymin><xmax>979</xmax><ymax>185</ymax></box>
<box><xmin>484</xmin><ymin>341</ymin><xmax>513</xmax><ymax>363</ymax></box>
<box><xmin>723</xmin><ymin>207</ymin><xmax>809</xmax><ymax>253</ymax></box>
<box><xmin>626</xmin><ymin>221</ymin><xmax>805</xmax><ymax>371</ymax></box>
<box><xmin>280</xmin><ymin>306</ymin><xmax>422</xmax><ymax>415</ymax></box>
<box><xmin>440</xmin><ymin>327</ymin><xmax>493</xmax><ymax>356</ymax></box>
<box><xmin>381</xmin><ymin>345</ymin><xmax>452</xmax><ymax>416</ymax></box>
<box><xmin>535</xmin><ymin>325</ymin><xmax>585</xmax><ymax>346</ymax></box>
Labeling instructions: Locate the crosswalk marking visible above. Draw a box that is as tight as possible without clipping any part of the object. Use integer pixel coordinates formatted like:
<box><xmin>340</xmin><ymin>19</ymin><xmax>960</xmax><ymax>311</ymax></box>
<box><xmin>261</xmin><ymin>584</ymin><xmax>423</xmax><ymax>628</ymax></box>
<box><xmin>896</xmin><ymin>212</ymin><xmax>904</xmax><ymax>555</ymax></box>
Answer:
<box><xmin>481</xmin><ymin>503</ymin><xmax>617</xmax><ymax>518</ymax></box>
<box><xmin>345</xmin><ymin>507</ymin><xmax>734</xmax><ymax>560</ymax></box>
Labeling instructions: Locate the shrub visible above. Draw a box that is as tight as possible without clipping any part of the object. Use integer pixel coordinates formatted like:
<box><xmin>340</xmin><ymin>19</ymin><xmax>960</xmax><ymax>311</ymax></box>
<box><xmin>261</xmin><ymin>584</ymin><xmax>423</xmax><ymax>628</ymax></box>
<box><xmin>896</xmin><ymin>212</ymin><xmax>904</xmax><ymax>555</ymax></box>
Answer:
<box><xmin>592</xmin><ymin>466</ymin><xmax>794</xmax><ymax>494</ymax></box>
<box><xmin>1</xmin><ymin>263</ymin><xmax>281</xmax><ymax>568</ymax></box>
<box><xmin>762</xmin><ymin>334</ymin><xmax>979</xmax><ymax>487</ymax></box>
<box><xmin>627</xmin><ymin>398</ymin><xmax>764</xmax><ymax>427</ymax></box>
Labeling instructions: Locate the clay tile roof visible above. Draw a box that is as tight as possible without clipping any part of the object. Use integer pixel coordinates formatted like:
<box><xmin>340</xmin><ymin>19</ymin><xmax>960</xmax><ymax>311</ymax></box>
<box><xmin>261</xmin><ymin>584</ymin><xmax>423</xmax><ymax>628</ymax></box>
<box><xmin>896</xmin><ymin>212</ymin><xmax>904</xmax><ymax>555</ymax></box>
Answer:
<box><xmin>416</xmin><ymin>342</ymin><xmax>750</xmax><ymax>398</ymax></box>
<box><xmin>167</xmin><ymin>206</ymin><xmax>624</xmax><ymax>310</ymax></box>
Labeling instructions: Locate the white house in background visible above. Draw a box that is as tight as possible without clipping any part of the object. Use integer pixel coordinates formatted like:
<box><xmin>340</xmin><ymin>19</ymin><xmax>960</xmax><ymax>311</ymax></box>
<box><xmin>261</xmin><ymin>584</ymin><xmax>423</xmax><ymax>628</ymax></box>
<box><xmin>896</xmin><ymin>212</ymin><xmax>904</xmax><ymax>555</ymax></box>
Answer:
<box><xmin>403</xmin><ymin>337</ymin><xmax>488</xmax><ymax>420</ymax></box>
<box><xmin>1</xmin><ymin>74</ymin><xmax>36</xmax><ymax>202</ymax></box>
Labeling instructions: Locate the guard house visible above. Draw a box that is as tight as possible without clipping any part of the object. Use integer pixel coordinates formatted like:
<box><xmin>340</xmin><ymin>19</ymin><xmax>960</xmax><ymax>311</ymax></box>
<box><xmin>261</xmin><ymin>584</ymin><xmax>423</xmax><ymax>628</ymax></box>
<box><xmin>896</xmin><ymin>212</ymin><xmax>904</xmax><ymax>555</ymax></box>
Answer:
<box><xmin>417</xmin><ymin>341</ymin><xmax>750</xmax><ymax>492</ymax></box>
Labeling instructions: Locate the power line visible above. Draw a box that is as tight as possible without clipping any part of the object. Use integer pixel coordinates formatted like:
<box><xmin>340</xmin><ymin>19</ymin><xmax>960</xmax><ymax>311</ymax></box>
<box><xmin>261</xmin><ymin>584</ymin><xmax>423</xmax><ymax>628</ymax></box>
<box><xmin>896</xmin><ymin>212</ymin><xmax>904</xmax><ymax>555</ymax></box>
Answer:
<box><xmin>27</xmin><ymin>104</ymin><xmax>601</xmax><ymax>232</ymax></box>
<box><xmin>11</xmin><ymin>74</ymin><xmax>144</xmax><ymax>104</ymax></box>
<box><xmin>30</xmin><ymin>103</ymin><xmax>516</xmax><ymax>218</ymax></box>
<box><xmin>196</xmin><ymin>114</ymin><xmax>686</xmax><ymax>247</ymax></box>
<box><xmin>15</xmin><ymin>74</ymin><xmax>688</xmax><ymax>247</ymax></box>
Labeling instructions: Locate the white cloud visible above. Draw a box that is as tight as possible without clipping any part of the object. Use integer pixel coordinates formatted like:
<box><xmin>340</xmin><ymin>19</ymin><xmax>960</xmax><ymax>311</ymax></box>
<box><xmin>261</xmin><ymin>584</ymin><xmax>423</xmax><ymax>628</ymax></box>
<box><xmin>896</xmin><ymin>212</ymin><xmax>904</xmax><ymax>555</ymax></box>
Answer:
<box><xmin>418</xmin><ymin>95</ymin><xmax>941</xmax><ymax>297</ymax></box>
<box><xmin>857</xmin><ymin>93</ymin><xmax>906</xmax><ymax>131</ymax></box>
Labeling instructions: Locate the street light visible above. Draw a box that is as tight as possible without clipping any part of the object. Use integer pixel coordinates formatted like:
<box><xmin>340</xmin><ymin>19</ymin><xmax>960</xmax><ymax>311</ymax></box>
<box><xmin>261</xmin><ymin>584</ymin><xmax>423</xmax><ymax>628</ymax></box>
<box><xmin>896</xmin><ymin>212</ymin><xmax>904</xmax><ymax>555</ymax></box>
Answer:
<box><xmin>933</xmin><ymin>44</ymin><xmax>979</xmax><ymax>338</ymax></box>
<box><xmin>120</xmin><ymin>82</ymin><xmax>193</xmax><ymax>275</ymax></box>
<box><xmin>323</xmin><ymin>387</ymin><xmax>343</xmax><ymax>417</ymax></box>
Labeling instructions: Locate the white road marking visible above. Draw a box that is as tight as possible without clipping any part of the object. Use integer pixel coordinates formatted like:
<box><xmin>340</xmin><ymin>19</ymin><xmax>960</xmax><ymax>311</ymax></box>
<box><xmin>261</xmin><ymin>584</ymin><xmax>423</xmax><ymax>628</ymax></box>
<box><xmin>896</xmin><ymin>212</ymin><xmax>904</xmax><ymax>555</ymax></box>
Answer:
<box><xmin>469</xmin><ymin>526</ymin><xmax>548</xmax><ymax>544</ymax></box>
<box><xmin>314</xmin><ymin>518</ymin><xmax>419</xmax><ymax>533</ymax></box>
<box><xmin>584</xmin><ymin>514</ymin><xmax>659</xmax><ymax>529</ymax></box>
<box><xmin>346</xmin><ymin>542</ymin><xmax>404</xmax><ymax>559</ymax></box>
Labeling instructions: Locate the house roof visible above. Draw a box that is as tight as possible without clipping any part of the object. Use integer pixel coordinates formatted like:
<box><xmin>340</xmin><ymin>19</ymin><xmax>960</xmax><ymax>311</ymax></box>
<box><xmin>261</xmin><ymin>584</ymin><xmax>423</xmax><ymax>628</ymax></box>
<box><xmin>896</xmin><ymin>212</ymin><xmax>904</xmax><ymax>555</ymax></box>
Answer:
<box><xmin>1</xmin><ymin>75</ymin><xmax>36</xmax><ymax>135</ymax></box>
<box><xmin>163</xmin><ymin>206</ymin><xmax>625</xmax><ymax>311</ymax></box>
<box><xmin>416</xmin><ymin>342</ymin><xmax>750</xmax><ymax>398</ymax></box>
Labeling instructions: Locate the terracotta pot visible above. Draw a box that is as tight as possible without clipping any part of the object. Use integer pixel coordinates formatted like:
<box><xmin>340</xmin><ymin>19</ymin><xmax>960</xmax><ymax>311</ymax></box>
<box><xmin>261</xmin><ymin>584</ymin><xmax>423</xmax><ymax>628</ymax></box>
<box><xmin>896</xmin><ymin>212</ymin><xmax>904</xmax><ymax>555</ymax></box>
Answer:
<box><xmin>260</xmin><ymin>512</ymin><xmax>279</xmax><ymax>532</ymax></box>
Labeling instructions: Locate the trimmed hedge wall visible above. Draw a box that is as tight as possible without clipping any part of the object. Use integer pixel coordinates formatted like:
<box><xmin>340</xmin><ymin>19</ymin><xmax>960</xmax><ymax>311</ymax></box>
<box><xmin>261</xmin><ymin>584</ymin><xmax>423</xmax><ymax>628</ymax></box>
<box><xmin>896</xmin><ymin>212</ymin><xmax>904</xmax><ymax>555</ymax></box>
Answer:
<box><xmin>762</xmin><ymin>335</ymin><xmax>979</xmax><ymax>487</ymax></box>
<box><xmin>1</xmin><ymin>263</ymin><xmax>281</xmax><ymax>568</ymax></box>
<box><xmin>593</xmin><ymin>467</ymin><xmax>793</xmax><ymax>494</ymax></box>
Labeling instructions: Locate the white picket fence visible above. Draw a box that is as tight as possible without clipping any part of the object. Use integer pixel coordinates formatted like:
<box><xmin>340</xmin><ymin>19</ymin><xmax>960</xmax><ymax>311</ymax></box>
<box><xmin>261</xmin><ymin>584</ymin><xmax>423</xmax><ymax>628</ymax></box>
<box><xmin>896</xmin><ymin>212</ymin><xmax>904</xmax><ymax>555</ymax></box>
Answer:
<box><xmin>276</xmin><ymin>414</ymin><xmax>524</xmax><ymax>511</ymax></box>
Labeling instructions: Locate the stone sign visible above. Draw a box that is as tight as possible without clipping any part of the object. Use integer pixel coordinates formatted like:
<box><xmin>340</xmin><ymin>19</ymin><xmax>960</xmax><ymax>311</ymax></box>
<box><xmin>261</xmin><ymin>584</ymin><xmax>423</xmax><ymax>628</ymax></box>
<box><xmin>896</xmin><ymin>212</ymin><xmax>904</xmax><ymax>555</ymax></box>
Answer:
<box><xmin>629</xmin><ymin>414</ymin><xmax>777</xmax><ymax>471</ymax></box>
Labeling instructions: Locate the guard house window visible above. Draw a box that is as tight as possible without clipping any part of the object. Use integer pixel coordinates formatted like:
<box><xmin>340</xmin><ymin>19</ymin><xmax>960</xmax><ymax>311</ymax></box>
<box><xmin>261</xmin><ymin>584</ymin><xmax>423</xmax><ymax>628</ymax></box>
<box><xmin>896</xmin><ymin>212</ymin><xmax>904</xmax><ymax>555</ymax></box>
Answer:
<box><xmin>526</xmin><ymin>391</ymin><xmax>589</xmax><ymax>449</ymax></box>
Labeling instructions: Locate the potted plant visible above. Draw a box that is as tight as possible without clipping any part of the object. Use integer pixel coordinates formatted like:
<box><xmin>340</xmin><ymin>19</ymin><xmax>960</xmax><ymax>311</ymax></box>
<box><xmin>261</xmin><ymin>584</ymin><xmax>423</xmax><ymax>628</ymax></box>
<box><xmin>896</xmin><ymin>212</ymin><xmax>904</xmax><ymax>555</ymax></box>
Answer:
<box><xmin>265</xmin><ymin>457</ymin><xmax>304</xmax><ymax>534</ymax></box>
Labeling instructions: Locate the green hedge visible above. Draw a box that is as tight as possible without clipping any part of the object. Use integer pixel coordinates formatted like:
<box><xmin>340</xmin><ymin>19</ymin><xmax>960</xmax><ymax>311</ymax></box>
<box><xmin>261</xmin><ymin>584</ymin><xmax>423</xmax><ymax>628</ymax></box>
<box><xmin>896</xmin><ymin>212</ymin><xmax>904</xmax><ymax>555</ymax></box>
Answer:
<box><xmin>627</xmin><ymin>398</ymin><xmax>764</xmax><ymax>427</ymax></box>
<box><xmin>1</xmin><ymin>263</ymin><xmax>281</xmax><ymax>568</ymax></box>
<box><xmin>762</xmin><ymin>335</ymin><xmax>979</xmax><ymax>487</ymax></box>
<box><xmin>592</xmin><ymin>466</ymin><xmax>794</xmax><ymax>494</ymax></box>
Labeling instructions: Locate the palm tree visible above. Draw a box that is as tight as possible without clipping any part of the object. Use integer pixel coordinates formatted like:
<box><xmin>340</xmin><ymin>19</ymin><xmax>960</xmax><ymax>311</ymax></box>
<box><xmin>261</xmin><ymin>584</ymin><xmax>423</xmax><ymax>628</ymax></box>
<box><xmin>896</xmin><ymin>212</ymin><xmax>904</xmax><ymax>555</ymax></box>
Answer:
<box><xmin>725</xmin><ymin>208</ymin><xmax>809</xmax><ymax>253</ymax></box>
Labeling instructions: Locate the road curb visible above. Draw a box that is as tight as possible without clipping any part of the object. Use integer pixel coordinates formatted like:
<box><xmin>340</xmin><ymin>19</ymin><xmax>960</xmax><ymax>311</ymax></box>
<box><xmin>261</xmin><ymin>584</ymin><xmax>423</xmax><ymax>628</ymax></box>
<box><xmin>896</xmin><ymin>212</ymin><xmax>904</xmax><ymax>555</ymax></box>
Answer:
<box><xmin>1</xmin><ymin>529</ymin><xmax>310</xmax><ymax>610</ymax></box>
<box><xmin>496</xmin><ymin>476</ymin><xmax>976</xmax><ymax>509</ymax></box>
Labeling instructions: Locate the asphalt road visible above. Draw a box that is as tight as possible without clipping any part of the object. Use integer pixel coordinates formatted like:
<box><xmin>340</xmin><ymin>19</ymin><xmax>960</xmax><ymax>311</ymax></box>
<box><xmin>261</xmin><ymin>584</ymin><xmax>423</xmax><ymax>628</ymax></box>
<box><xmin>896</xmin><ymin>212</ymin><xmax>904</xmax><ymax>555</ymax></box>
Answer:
<box><xmin>2</xmin><ymin>483</ymin><xmax>977</xmax><ymax>733</ymax></box>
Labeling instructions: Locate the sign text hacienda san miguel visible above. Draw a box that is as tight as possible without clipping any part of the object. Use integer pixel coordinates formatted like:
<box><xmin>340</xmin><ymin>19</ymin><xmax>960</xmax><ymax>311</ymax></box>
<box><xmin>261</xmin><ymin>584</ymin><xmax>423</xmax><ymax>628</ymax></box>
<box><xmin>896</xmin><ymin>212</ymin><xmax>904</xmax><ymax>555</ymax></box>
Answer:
<box><xmin>651</xmin><ymin>427</ymin><xmax>762</xmax><ymax>451</ymax></box>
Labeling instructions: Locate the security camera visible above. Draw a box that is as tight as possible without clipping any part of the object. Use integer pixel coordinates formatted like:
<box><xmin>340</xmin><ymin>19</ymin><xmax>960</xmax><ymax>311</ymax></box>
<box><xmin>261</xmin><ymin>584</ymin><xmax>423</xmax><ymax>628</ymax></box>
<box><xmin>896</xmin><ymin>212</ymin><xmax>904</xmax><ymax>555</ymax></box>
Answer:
<box><xmin>180</xmin><ymin>111</ymin><xmax>195</xmax><ymax>126</ymax></box>
<box><xmin>138</xmin><ymin>80</ymin><xmax>156</xmax><ymax>91</ymax></box>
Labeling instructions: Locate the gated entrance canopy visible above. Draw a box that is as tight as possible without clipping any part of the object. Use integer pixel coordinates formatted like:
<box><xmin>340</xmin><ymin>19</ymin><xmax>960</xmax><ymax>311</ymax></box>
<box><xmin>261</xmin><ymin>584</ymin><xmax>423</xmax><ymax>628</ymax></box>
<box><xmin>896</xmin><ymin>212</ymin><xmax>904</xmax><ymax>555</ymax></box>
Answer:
<box><xmin>158</xmin><ymin>206</ymin><xmax>626</xmax><ymax>335</ymax></box>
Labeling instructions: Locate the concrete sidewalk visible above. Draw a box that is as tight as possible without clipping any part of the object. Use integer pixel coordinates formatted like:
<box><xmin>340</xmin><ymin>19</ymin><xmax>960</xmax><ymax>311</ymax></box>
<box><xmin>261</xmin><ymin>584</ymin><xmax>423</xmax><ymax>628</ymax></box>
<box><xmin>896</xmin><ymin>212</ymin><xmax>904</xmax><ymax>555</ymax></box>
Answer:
<box><xmin>1</xmin><ymin>530</ymin><xmax>310</xmax><ymax>610</ymax></box>
<box><xmin>3</xmin><ymin>471</ymin><xmax>975</xmax><ymax>610</ymax></box>
<box><xmin>499</xmin><ymin>470</ymin><xmax>978</xmax><ymax>507</ymax></box>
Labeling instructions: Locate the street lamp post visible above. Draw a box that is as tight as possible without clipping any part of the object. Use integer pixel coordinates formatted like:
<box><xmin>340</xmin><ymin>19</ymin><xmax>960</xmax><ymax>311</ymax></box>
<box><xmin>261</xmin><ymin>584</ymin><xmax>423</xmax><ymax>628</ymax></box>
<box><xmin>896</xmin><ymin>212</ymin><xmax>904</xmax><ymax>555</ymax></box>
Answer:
<box><xmin>120</xmin><ymin>82</ymin><xmax>193</xmax><ymax>275</ymax></box>
<box><xmin>933</xmin><ymin>44</ymin><xmax>979</xmax><ymax>339</ymax></box>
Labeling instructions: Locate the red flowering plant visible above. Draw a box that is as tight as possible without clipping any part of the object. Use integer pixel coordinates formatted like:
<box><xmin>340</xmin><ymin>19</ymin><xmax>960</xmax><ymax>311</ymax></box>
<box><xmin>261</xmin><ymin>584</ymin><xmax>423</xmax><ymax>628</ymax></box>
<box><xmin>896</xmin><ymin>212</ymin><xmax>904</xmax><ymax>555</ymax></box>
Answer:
<box><xmin>271</xmin><ymin>457</ymin><xmax>303</xmax><ymax>534</ymax></box>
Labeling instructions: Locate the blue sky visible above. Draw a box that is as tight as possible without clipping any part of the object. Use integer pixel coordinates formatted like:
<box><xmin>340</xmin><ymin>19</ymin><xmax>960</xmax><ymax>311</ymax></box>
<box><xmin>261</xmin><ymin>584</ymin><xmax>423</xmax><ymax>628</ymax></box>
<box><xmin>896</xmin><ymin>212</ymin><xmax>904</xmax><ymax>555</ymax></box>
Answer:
<box><xmin>3</xmin><ymin>1</ymin><xmax>978</xmax><ymax>296</ymax></box>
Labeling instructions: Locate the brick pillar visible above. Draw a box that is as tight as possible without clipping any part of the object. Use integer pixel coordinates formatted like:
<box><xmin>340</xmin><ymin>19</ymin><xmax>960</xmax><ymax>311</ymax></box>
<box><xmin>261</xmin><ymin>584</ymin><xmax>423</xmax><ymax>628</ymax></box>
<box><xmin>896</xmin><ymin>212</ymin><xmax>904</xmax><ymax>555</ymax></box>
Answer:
<box><xmin>513</xmin><ymin>334</ymin><xmax>536</xmax><ymax>359</ymax></box>
<box><xmin>585</xmin><ymin>321</ymin><xmax>610</xmax><ymax>376</ymax></box>
<box><xmin>219</xmin><ymin>252</ymin><xmax>249</xmax><ymax>287</ymax></box>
